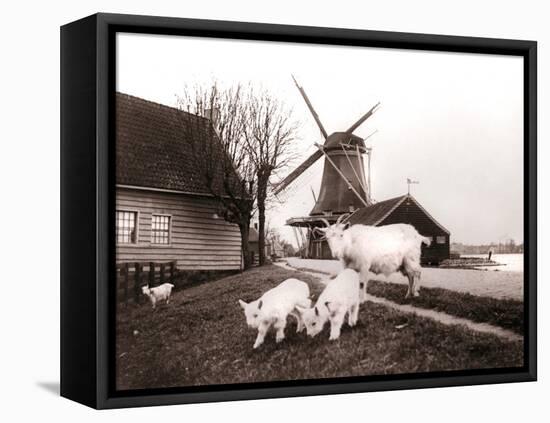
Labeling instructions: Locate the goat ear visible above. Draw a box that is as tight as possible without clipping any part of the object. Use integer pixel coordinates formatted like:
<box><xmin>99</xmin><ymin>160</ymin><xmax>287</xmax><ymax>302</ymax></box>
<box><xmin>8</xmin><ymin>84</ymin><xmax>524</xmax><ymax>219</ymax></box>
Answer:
<box><xmin>343</xmin><ymin>222</ymin><xmax>350</xmax><ymax>230</ymax></box>
<box><xmin>258</xmin><ymin>300</ymin><xmax>263</xmax><ymax>310</ymax></box>
<box><xmin>295</xmin><ymin>305</ymin><xmax>306</xmax><ymax>315</ymax></box>
<box><xmin>238</xmin><ymin>299</ymin><xmax>248</xmax><ymax>309</ymax></box>
<box><xmin>314</xmin><ymin>306</ymin><xmax>319</xmax><ymax>316</ymax></box>
<box><xmin>324</xmin><ymin>301</ymin><xmax>331</xmax><ymax>312</ymax></box>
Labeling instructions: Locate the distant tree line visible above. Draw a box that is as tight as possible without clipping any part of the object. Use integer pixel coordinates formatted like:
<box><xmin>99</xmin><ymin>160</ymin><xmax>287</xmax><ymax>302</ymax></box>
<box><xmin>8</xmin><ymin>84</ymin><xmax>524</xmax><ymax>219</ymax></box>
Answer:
<box><xmin>451</xmin><ymin>239</ymin><xmax>524</xmax><ymax>255</ymax></box>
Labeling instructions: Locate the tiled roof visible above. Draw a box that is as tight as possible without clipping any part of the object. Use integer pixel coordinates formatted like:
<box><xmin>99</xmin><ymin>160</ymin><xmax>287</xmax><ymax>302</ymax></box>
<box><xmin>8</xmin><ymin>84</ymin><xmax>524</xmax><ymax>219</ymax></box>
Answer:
<box><xmin>348</xmin><ymin>194</ymin><xmax>450</xmax><ymax>234</ymax></box>
<box><xmin>116</xmin><ymin>92</ymin><xmax>242</xmax><ymax>196</ymax></box>
<box><xmin>348</xmin><ymin>195</ymin><xmax>407</xmax><ymax>226</ymax></box>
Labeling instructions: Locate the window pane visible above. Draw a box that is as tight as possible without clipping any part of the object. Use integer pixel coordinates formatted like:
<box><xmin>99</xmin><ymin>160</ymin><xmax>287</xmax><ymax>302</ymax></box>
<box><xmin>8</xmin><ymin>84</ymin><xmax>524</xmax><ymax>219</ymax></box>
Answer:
<box><xmin>151</xmin><ymin>215</ymin><xmax>171</xmax><ymax>244</ymax></box>
<box><xmin>116</xmin><ymin>211</ymin><xmax>137</xmax><ymax>244</ymax></box>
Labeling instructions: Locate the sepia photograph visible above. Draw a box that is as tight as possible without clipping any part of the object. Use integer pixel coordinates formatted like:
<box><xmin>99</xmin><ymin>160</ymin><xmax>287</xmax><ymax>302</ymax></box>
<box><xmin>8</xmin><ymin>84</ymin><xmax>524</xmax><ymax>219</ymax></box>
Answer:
<box><xmin>114</xmin><ymin>32</ymin><xmax>525</xmax><ymax>391</ymax></box>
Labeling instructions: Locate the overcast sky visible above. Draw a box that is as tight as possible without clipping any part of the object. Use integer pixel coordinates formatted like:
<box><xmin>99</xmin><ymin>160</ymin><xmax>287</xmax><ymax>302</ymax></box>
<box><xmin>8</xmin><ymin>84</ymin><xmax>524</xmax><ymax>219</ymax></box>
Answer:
<box><xmin>117</xmin><ymin>33</ymin><xmax>523</xmax><ymax>245</ymax></box>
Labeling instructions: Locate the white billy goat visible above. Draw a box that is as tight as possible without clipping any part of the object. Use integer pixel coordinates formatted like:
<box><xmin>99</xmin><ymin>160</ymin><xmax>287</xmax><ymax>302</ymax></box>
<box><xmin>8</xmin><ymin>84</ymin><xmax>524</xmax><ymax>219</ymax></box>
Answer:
<box><xmin>142</xmin><ymin>283</ymin><xmax>175</xmax><ymax>309</ymax></box>
<box><xmin>238</xmin><ymin>279</ymin><xmax>311</xmax><ymax>349</ymax></box>
<box><xmin>297</xmin><ymin>269</ymin><xmax>360</xmax><ymax>340</ymax></box>
<box><xmin>317</xmin><ymin>215</ymin><xmax>431</xmax><ymax>299</ymax></box>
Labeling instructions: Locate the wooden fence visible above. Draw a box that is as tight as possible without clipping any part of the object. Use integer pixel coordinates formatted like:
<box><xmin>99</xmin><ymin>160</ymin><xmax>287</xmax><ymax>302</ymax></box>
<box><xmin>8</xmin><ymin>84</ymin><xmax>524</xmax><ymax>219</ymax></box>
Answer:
<box><xmin>116</xmin><ymin>261</ymin><xmax>176</xmax><ymax>304</ymax></box>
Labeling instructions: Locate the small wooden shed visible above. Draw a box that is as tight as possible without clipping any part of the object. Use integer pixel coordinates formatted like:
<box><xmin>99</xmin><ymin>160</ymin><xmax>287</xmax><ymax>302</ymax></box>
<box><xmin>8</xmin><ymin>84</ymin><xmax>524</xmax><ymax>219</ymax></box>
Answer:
<box><xmin>348</xmin><ymin>194</ymin><xmax>451</xmax><ymax>265</ymax></box>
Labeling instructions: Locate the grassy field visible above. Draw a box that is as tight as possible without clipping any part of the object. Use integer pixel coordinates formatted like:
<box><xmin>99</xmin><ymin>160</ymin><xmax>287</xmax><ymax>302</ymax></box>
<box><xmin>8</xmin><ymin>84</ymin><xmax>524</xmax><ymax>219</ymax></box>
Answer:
<box><xmin>367</xmin><ymin>280</ymin><xmax>524</xmax><ymax>335</ymax></box>
<box><xmin>116</xmin><ymin>265</ymin><xmax>523</xmax><ymax>390</ymax></box>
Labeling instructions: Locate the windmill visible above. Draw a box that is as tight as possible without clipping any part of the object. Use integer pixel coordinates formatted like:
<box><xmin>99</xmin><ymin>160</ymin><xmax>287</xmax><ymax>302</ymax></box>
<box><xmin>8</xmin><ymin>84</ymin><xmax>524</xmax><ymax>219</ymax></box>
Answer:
<box><xmin>276</xmin><ymin>76</ymin><xmax>380</xmax><ymax>258</ymax></box>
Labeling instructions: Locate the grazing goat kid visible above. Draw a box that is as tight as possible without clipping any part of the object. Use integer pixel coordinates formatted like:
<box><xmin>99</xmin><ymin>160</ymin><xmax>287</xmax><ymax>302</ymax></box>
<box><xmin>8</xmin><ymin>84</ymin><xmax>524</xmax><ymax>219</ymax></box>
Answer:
<box><xmin>238</xmin><ymin>279</ymin><xmax>311</xmax><ymax>349</ymax></box>
<box><xmin>318</xmin><ymin>215</ymin><xmax>430</xmax><ymax>300</ymax></box>
<box><xmin>142</xmin><ymin>283</ymin><xmax>175</xmax><ymax>309</ymax></box>
<box><xmin>297</xmin><ymin>269</ymin><xmax>360</xmax><ymax>341</ymax></box>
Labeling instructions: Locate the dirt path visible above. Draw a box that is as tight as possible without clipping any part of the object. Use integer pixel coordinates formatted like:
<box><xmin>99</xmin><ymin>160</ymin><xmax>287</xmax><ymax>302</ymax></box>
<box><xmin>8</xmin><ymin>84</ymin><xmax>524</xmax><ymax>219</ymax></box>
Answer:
<box><xmin>276</xmin><ymin>262</ymin><xmax>523</xmax><ymax>343</ymax></box>
<box><xmin>284</xmin><ymin>258</ymin><xmax>523</xmax><ymax>300</ymax></box>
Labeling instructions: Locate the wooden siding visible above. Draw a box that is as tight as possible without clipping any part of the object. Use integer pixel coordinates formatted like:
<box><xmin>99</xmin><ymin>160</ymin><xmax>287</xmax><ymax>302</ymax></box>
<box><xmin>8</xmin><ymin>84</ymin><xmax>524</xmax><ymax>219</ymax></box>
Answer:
<box><xmin>380</xmin><ymin>198</ymin><xmax>450</xmax><ymax>265</ymax></box>
<box><xmin>116</xmin><ymin>188</ymin><xmax>242</xmax><ymax>270</ymax></box>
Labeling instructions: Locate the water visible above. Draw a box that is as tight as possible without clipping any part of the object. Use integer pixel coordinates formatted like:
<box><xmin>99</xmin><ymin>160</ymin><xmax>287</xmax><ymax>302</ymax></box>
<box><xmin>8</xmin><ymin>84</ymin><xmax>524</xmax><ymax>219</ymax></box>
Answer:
<box><xmin>462</xmin><ymin>253</ymin><xmax>523</xmax><ymax>272</ymax></box>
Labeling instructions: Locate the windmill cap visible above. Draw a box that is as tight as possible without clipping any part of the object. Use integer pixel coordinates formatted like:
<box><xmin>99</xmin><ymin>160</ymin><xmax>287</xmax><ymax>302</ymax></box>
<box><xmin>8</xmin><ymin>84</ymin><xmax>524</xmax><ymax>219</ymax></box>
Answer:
<box><xmin>323</xmin><ymin>132</ymin><xmax>367</xmax><ymax>150</ymax></box>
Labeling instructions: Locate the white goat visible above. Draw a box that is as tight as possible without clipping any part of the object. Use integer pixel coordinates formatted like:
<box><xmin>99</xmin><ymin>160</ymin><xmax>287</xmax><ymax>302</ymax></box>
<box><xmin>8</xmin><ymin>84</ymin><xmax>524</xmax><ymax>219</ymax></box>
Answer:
<box><xmin>142</xmin><ymin>283</ymin><xmax>175</xmax><ymax>309</ymax></box>
<box><xmin>317</xmin><ymin>215</ymin><xmax>430</xmax><ymax>299</ymax></box>
<box><xmin>296</xmin><ymin>269</ymin><xmax>360</xmax><ymax>340</ymax></box>
<box><xmin>238</xmin><ymin>279</ymin><xmax>311</xmax><ymax>349</ymax></box>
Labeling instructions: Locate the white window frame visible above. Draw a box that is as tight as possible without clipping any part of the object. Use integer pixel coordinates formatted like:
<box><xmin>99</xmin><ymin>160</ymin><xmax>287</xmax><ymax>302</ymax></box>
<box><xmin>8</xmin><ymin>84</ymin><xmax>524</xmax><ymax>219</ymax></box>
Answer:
<box><xmin>116</xmin><ymin>209</ymin><xmax>140</xmax><ymax>245</ymax></box>
<box><xmin>151</xmin><ymin>214</ymin><xmax>172</xmax><ymax>246</ymax></box>
<box><xmin>436</xmin><ymin>235</ymin><xmax>446</xmax><ymax>244</ymax></box>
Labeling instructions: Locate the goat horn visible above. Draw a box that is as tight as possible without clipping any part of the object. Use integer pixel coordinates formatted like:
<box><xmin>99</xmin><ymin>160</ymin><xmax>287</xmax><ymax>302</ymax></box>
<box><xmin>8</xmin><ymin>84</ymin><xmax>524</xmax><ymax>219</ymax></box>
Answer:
<box><xmin>343</xmin><ymin>213</ymin><xmax>352</xmax><ymax>224</ymax></box>
<box><xmin>320</xmin><ymin>218</ymin><xmax>331</xmax><ymax>227</ymax></box>
<box><xmin>336</xmin><ymin>214</ymin><xmax>348</xmax><ymax>224</ymax></box>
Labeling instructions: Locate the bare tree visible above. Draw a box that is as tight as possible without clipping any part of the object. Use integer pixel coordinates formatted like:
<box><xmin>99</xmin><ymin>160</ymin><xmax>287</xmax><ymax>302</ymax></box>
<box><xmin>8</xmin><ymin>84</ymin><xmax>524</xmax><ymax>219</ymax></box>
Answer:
<box><xmin>176</xmin><ymin>82</ymin><xmax>256</xmax><ymax>269</ymax></box>
<box><xmin>244</xmin><ymin>90</ymin><xmax>299</xmax><ymax>265</ymax></box>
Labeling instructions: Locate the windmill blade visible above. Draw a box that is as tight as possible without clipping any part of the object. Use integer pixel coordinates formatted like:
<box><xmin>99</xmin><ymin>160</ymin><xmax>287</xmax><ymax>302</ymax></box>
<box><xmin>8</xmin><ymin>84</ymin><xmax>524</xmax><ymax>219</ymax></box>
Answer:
<box><xmin>273</xmin><ymin>149</ymin><xmax>323</xmax><ymax>194</ymax></box>
<box><xmin>292</xmin><ymin>75</ymin><xmax>328</xmax><ymax>140</ymax></box>
<box><xmin>345</xmin><ymin>102</ymin><xmax>381</xmax><ymax>135</ymax></box>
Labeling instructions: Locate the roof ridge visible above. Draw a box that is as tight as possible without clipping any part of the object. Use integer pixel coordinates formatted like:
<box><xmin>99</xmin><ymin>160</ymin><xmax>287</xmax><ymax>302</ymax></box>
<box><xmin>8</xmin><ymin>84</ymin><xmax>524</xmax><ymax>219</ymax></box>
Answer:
<box><xmin>116</xmin><ymin>91</ymin><xmax>209</xmax><ymax>122</ymax></box>
<box><xmin>372</xmin><ymin>195</ymin><xmax>408</xmax><ymax>226</ymax></box>
<box><xmin>369</xmin><ymin>194</ymin><xmax>407</xmax><ymax>207</ymax></box>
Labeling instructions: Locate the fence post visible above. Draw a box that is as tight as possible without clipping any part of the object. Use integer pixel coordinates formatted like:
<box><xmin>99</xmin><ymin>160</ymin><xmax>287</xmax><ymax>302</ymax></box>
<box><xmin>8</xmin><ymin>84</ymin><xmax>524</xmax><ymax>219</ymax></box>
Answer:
<box><xmin>149</xmin><ymin>262</ymin><xmax>155</xmax><ymax>287</ymax></box>
<box><xmin>160</xmin><ymin>263</ymin><xmax>165</xmax><ymax>284</ymax></box>
<box><xmin>134</xmin><ymin>262</ymin><xmax>142</xmax><ymax>304</ymax></box>
<box><xmin>170</xmin><ymin>261</ymin><xmax>175</xmax><ymax>282</ymax></box>
<box><xmin>123</xmin><ymin>263</ymin><xmax>129</xmax><ymax>305</ymax></box>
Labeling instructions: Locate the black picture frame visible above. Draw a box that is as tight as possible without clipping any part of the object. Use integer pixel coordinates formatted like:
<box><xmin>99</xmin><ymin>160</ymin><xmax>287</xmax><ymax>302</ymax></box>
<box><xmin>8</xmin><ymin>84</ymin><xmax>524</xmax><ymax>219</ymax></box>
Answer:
<box><xmin>60</xmin><ymin>12</ymin><xmax>537</xmax><ymax>409</ymax></box>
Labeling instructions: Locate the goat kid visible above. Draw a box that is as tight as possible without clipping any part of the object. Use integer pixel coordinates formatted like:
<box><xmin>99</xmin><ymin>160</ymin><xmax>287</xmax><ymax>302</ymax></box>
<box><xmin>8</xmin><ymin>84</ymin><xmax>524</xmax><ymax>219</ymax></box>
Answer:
<box><xmin>142</xmin><ymin>283</ymin><xmax>175</xmax><ymax>309</ymax></box>
<box><xmin>238</xmin><ymin>278</ymin><xmax>311</xmax><ymax>349</ymax></box>
<box><xmin>297</xmin><ymin>269</ymin><xmax>360</xmax><ymax>341</ymax></box>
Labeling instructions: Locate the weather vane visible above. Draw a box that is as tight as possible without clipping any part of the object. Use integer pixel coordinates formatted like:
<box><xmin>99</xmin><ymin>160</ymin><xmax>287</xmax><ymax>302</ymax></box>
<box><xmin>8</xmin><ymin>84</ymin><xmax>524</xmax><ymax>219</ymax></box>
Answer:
<box><xmin>407</xmin><ymin>178</ymin><xmax>419</xmax><ymax>195</ymax></box>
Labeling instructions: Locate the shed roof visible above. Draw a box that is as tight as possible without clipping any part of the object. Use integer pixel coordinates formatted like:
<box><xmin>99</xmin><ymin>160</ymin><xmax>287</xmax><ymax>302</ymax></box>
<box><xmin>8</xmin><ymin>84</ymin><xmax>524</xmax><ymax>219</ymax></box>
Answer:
<box><xmin>348</xmin><ymin>194</ymin><xmax>450</xmax><ymax>234</ymax></box>
<box><xmin>348</xmin><ymin>195</ymin><xmax>407</xmax><ymax>226</ymax></box>
<box><xmin>116</xmin><ymin>92</ymin><xmax>243</xmax><ymax>196</ymax></box>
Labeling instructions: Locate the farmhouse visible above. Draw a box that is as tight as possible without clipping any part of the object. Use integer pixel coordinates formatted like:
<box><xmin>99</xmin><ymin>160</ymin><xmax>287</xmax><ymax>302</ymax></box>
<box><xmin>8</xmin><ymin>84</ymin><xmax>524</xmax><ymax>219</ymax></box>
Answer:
<box><xmin>116</xmin><ymin>92</ymin><xmax>242</xmax><ymax>271</ymax></box>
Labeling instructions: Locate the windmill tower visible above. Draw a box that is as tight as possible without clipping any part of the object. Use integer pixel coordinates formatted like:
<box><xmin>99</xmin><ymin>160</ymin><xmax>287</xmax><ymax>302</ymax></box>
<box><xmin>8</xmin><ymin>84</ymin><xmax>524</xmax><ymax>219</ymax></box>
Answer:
<box><xmin>275</xmin><ymin>77</ymin><xmax>379</xmax><ymax>258</ymax></box>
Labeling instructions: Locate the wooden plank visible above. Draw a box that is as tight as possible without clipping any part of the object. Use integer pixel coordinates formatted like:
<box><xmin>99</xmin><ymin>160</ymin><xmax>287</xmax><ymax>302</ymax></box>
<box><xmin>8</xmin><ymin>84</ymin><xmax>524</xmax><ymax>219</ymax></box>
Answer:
<box><xmin>123</xmin><ymin>263</ymin><xmax>129</xmax><ymax>305</ymax></box>
<box><xmin>134</xmin><ymin>262</ymin><xmax>142</xmax><ymax>303</ymax></box>
<box><xmin>116</xmin><ymin>250</ymin><xmax>242</xmax><ymax>260</ymax></box>
<box><xmin>169</xmin><ymin>237</ymin><xmax>241</xmax><ymax>246</ymax></box>
<box><xmin>149</xmin><ymin>261</ymin><xmax>155</xmax><ymax>287</ymax></box>
<box><xmin>116</xmin><ymin>196</ymin><xmax>220</xmax><ymax>214</ymax></box>
<box><xmin>139</xmin><ymin>226</ymin><xmax>240</xmax><ymax>239</ymax></box>
<box><xmin>116</xmin><ymin>199</ymin><xmax>220</xmax><ymax>217</ymax></box>
<box><xmin>160</xmin><ymin>263</ymin><xmax>165</xmax><ymax>284</ymax></box>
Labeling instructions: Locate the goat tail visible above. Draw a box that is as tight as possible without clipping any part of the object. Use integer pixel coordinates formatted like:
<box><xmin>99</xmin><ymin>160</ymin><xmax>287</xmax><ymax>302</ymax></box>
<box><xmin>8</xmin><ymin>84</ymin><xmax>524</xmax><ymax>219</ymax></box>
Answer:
<box><xmin>421</xmin><ymin>236</ymin><xmax>431</xmax><ymax>246</ymax></box>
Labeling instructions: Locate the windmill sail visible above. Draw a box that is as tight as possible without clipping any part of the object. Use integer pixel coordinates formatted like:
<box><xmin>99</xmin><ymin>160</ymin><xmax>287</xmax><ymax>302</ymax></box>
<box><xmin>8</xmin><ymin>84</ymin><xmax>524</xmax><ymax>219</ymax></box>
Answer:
<box><xmin>273</xmin><ymin>149</ymin><xmax>323</xmax><ymax>194</ymax></box>
<box><xmin>345</xmin><ymin>102</ymin><xmax>381</xmax><ymax>134</ymax></box>
<box><xmin>292</xmin><ymin>75</ymin><xmax>328</xmax><ymax>140</ymax></box>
